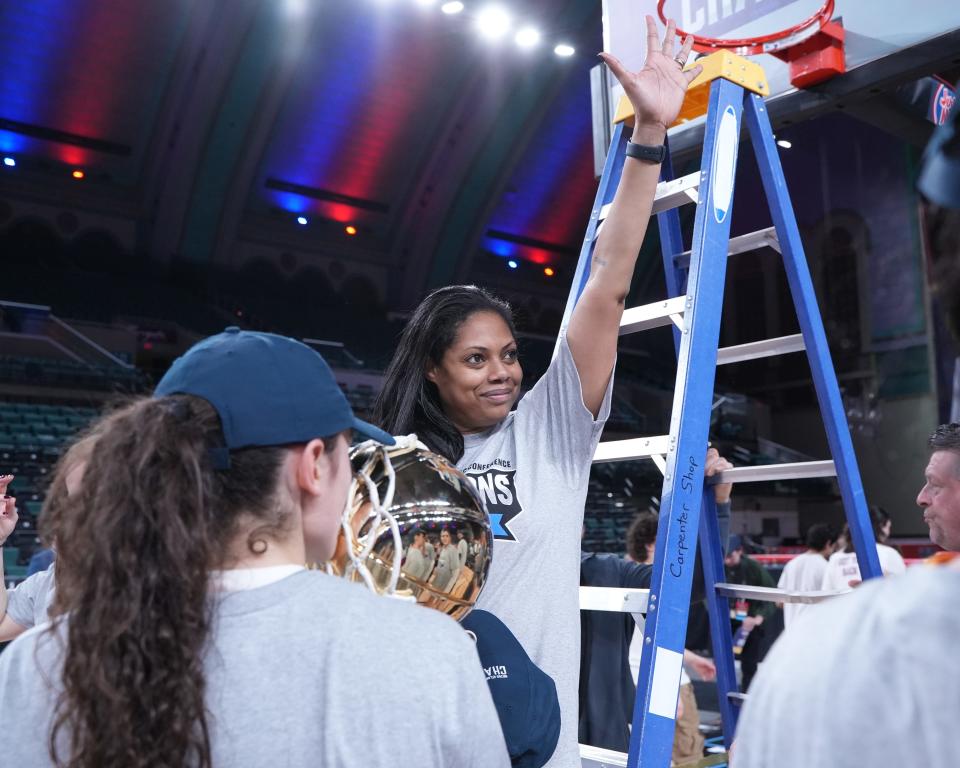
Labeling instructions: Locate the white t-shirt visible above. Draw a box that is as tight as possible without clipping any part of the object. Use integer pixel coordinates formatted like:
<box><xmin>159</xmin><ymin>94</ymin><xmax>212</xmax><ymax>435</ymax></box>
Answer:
<box><xmin>5</xmin><ymin>564</ymin><xmax>56</xmax><ymax>628</ymax></box>
<box><xmin>776</xmin><ymin>551</ymin><xmax>828</xmax><ymax>627</ymax></box>
<box><xmin>459</xmin><ymin>334</ymin><xmax>612</xmax><ymax>768</ymax></box>
<box><xmin>734</xmin><ymin>564</ymin><xmax>960</xmax><ymax>768</ymax></box>
<box><xmin>821</xmin><ymin>543</ymin><xmax>906</xmax><ymax>590</ymax></box>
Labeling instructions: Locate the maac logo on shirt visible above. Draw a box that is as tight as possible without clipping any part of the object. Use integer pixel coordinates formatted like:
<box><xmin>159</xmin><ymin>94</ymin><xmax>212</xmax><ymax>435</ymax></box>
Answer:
<box><xmin>463</xmin><ymin>462</ymin><xmax>523</xmax><ymax>542</ymax></box>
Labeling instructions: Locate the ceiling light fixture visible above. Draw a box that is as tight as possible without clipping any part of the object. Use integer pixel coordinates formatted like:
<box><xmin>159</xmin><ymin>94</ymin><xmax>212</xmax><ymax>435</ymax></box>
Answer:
<box><xmin>345</xmin><ymin>225</ymin><xmax>358</xmax><ymax>235</ymax></box>
<box><xmin>507</xmin><ymin>259</ymin><xmax>519</xmax><ymax>269</ymax></box>
<box><xmin>476</xmin><ymin>5</ymin><xmax>511</xmax><ymax>41</ymax></box>
<box><xmin>543</xmin><ymin>267</ymin><xmax>555</xmax><ymax>277</ymax></box>
<box><xmin>514</xmin><ymin>26</ymin><xmax>541</xmax><ymax>49</ymax></box>
<box><xmin>776</xmin><ymin>139</ymin><xmax>792</xmax><ymax>149</ymax></box>
<box><xmin>554</xmin><ymin>43</ymin><xmax>575</xmax><ymax>57</ymax></box>
<box><xmin>297</xmin><ymin>216</ymin><xmax>308</xmax><ymax>225</ymax></box>
<box><xmin>2</xmin><ymin>157</ymin><xmax>15</xmax><ymax>167</ymax></box>
<box><xmin>71</xmin><ymin>169</ymin><xmax>85</xmax><ymax>179</ymax></box>
<box><xmin>440</xmin><ymin>1</ymin><xmax>464</xmax><ymax>14</ymax></box>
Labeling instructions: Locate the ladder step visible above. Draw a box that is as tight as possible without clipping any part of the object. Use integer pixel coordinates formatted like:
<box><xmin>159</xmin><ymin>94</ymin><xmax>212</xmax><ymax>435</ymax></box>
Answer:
<box><xmin>716</xmin><ymin>333</ymin><xmax>805</xmax><ymax>365</ymax></box>
<box><xmin>597</xmin><ymin>172</ymin><xmax>700</xmax><ymax>236</ymax></box>
<box><xmin>709</xmin><ymin>460</ymin><xmax>836</xmax><ymax>484</ymax></box>
<box><xmin>715</xmin><ymin>583</ymin><xmax>849</xmax><ymax>604</ymax></box>
<box><xmin>579</xmin><ymin>586</ymin><xmax>650</xmax><ymax>613</ymax></box>
<box><xmin>674</xmin><ymin>225</ymin><xmax>780</xmax><ymax>269</ymax></box>
<box><xmin>594</xmin><ymin>435</ymin><xmax>671</xmax><ymax>463</ymax></box>
<box><xmin>580</xmin><ymin>744</ymin><xmax>628</xmax><ymax>768</ymax></box>
<box><xmin>619</xmin><ymin>296</ymin><xmax>687</xmax><ymax>335</ymax></box>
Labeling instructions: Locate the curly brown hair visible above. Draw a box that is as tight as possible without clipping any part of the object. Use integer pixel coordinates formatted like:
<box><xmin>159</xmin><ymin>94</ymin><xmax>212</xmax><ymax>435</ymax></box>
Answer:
<box><xmin>45</xmin><ymin>395</ymin><xmax>294</xmax><ymax>768</ymax></box>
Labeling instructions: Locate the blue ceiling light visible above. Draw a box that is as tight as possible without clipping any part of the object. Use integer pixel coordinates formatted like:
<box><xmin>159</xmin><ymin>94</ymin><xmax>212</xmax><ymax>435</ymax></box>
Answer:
<box><xmin>296</xmin><ymin>215</ymin><xmax>308</xmax><ymax>225</ymax></box>
<box><xmin>2</xmin><ymin>157</ymin><xmax>15</xmax><ymax>167</ymax></box>
<box><xmin>507</xmin><ymin>259</ymin><xmax>519</xmax><ymax>269</ymax></box>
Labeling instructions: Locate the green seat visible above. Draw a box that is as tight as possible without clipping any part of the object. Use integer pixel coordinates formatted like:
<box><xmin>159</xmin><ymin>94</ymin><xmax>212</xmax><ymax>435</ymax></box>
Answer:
<box><xmin>2</xmin><ymin>547</ymin><xmax>18</xmax><ymax>569</ymax></box>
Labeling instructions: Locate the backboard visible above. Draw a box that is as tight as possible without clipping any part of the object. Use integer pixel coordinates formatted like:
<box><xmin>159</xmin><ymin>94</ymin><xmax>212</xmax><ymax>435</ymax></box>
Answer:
<box><xmin>600</xmin><ymin>0</ymin><xmax>960</xmax><ymax>147</ymax></box>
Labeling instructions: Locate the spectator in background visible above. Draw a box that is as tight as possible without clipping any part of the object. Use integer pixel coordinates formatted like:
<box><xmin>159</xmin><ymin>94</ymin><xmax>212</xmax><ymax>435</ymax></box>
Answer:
<box><xmin>724</xmin><ymin>535</ymin><xmax>776</xmax><ymax>691</ymax></box>
<box><xmin>432</xmin><ymin>528</ymin><xmax>461</xmax><ymax>592</ymax></box>
<box><xmin>579</xmin><ymin>448</ymin><xmax>731</xmax><ymax>758</ymax></box>
<box><xmin>917</xmin><ymin>423</ymin><xmax>960</xmax><ymax>555</ymax></box>
<box><xmin>0</xmin><ymin>433</ymin><xmax>98</xmax><ymax>642</ymax></box>
<box><xmin>776</xmin><ymin>523</ymin><xmax>837</xmax><ymax>628</ymax></box>
<box><xmin>403</xmin><ymin>529</ymin><xmax>430</xmax><ymax>582</ymax></box>
<box><xmin>821</xmin><ymin>507</ymin><xmax>905</xmax><ymax>591</ymax></box>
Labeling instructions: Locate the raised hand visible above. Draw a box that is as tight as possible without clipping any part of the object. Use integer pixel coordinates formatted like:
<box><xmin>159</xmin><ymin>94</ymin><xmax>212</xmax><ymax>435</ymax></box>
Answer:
<box><xmin>0</xmin><ymin>475</ymin><xmax>17</xmax><ymax>546</ymax></box>
<box><xmin>599</xmin><ymin>15</ymin><xmax>701</xmax><ymax>142</ymax></box>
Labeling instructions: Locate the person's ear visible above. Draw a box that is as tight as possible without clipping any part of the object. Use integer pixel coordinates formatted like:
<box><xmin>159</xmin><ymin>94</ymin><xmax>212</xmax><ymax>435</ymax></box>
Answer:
<box><xmin>425</xmin><ymin>362</ymin><xmax>438</xmax><ymax>384</ymax></box>
<box><xmin>295</xmin><ymin>438</ymin><xmax>333</xmax><ymax>496</ymax></box>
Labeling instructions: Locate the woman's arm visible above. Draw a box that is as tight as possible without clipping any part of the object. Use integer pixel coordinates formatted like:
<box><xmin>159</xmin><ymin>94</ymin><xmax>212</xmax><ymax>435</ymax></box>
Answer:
<box><xmin>567</xmin><ymin>16</ymin><xmax>701</xmax><ymax>415</ymax></box>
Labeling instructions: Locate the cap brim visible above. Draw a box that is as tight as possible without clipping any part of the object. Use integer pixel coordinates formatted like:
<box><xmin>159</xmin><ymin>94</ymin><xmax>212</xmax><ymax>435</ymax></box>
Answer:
<box><xmin>353</xmin><ymin>417</ymin><xmax>396</xmax><ymax>446</ymax></box>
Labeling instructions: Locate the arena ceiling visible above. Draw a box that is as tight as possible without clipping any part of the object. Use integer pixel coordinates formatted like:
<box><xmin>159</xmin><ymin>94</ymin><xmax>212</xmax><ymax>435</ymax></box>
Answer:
<box><xmin>0</xmin><ymin>0</ymin><xmax>603</xmax><ymax>308</ymax></box>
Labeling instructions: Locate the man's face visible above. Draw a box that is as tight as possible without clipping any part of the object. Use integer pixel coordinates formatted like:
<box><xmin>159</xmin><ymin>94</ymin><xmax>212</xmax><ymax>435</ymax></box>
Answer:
<box><xmin>724</xmin><ymin>548</ymin><xmax>742</xmax><ymax>568</ymax></box>
<box><xmin>917</xmin><ymin>451</ymin><xmax>960</xmax><ymax>552</ymax></box>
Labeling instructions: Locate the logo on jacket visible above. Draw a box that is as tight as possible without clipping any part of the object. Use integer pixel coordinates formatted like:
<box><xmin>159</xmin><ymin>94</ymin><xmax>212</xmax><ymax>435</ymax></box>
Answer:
<box><xmin>483</xmin><ymin>665</ymin><xmax>509</xmax><ymax>680</ymax></box>
<box><xmin>463</xmin><ymin>461</ymin><xmax>523</xmax><ymax>542</ymax></box>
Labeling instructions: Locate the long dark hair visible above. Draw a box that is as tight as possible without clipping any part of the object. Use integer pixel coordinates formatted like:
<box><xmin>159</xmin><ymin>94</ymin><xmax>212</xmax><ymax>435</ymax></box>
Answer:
<box><xmin>372</xmin><ymin>285</ymin><xmax>516</xmax><ymax>462</ymax></box>
<box><xmin>45</xmin><ymin>395</ymin><xmax>291</xmax><ymax>768</ymax></box>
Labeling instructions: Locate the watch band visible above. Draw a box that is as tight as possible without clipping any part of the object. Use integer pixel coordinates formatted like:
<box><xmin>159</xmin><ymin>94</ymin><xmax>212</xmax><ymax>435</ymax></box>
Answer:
<box><xmin>625</xmin><ymin>141</ymin><xmax>666</xmax><ymax>164</ymax></box>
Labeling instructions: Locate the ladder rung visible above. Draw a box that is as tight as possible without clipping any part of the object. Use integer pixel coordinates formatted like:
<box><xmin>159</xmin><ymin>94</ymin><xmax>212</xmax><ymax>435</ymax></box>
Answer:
<box><xmin>579</xmin><ymin>586</ymin><xmax>650</xmax><ymax>613</ymax></box>
<box><xmin>619</xmin><ymin>296</ymin><xmax>686</xmax><ymax>335</ymax></box>
<box><xmin>594</xmin><ymin>435</ymin><xmax>671</xmax><ymax>463</ymax></box>
<box><xmin>597</xmin><ymin>172</ymin><xmax>700</xmax><ymax>230</ymax></box>
<box><xmin>580</xmin><ymin>744</ymin><xmax>628</xmax><ymax>768</ymax></box>
<box><xmin>674</xmin><ymin>225</ymin><xmax>780</xmax><ymax>268</ymax></box>
<box><xmin>716</xmin><ymin>333</ymin><xmax>805</xmax><ymax>365</ymax></box>
<box><xmin>728</xmin><ymin>691</ymin><xmax>748</xmax><ymax>703</ymax></box>
<box><xmin>709</xmin><ymin>460</ymin><xmax>836</xmax><ymax>484</ymax></box>
<box><xmin>715</xmin><ymin>583</ymin><xmax>849</xmax><ymax>604</ymax></box>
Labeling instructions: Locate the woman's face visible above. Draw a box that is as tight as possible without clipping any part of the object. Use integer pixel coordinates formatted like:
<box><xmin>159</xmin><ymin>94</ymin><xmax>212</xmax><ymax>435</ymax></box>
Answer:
<box><xmin>426</xmin><ymin>311</ymin><xmax>522</xmax><ymax>433</ymax></box>
<box><xmin>441</xmin><ymin>530</ymin><xmax>451</xmax><ymax>546</ymax></box>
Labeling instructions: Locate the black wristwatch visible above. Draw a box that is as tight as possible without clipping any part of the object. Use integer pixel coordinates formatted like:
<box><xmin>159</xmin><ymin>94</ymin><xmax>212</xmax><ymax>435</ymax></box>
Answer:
<box><xmin>626</xmin><ymin>141</ymin><xmax>666</xmax><ymax>164</ymax></box>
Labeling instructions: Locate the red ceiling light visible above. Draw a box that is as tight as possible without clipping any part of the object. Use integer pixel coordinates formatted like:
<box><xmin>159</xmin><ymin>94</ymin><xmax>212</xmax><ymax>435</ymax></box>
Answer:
<box><xmin>544</xmin><ymin>267</ymin><xmax>555</xmax><ymax>277</ymax></box>
<box><xmin>345</xmin><ymin>225</ymin><xmax>358</xmax><ymax>236</ymax></box>
<box><xmin>71</xmin><ymin>169</ymin><xmax>85</xmax><ymax>179</ymax></box>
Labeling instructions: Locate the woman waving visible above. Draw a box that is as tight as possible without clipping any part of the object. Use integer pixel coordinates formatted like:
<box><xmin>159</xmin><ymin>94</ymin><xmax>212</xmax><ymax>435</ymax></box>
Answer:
<box><xmin>373</xmin><ymin>18</ymin><xmax>701</xmax><ymax>768</ymax></box>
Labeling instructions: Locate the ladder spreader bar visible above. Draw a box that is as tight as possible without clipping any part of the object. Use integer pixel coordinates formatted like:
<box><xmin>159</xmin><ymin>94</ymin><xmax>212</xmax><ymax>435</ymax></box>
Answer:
<box><xmin>674</xmin><ymin>225</ymin><xmax>780</xmax><ymax>268</ymax></box>
<box><xmin>593</xmin><ymin>435</ymin><xmax>672</xmax><ymax>463</ymax></box>
<box><xmin>715</xmin><ymin>583</ymin><xmax>850</xmax><ymax>604</ymax></box>
<box><xmin>619</xmin><ymin>296</ymin><xmax>688</xmax><ymax>335</ymax></box>
<box><xmin>708</xmin><ymin>460</ymin><xmax>836</xmax><ymax>484</ymax></box>
<box><xmin>579</xmin><ymin>586</ymin><xmax>651</xmax><ymax>613</ymax></box>
<box><xmin>716</xmin><ymin>333</ymin><xmax>805</xmax><ymax>365</ymax></box>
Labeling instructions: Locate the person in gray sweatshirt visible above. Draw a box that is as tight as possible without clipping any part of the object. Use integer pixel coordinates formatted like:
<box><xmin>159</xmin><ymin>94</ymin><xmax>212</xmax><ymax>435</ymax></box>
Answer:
<box><xmin>0</xmin><ymin>328</ymin><xmax>509</xmax><ymax>768</ymax></box>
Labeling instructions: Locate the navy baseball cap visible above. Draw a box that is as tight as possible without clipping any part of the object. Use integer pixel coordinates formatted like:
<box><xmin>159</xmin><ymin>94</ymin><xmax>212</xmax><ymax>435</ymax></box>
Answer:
<box><xmin>461</xmin><ymin>609</ymin><xmax>560</xmax><ymax>768</ymax></box>
<box><xmin>918</xmin><ymin>81</ymin><xmax>960</xmax><ymax>208</ymax></box>
<box><xmin>155</xmin><ymin>327</ymin><xmax>394</xmax><ymax>452</ymax></box>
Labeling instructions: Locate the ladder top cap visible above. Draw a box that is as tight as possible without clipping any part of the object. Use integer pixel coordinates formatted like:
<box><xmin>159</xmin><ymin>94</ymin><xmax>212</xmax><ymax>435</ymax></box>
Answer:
<box><xmin>613</xmin><ymin>50</ymin><xmax>769</xmax><ymax>127</ymax></box>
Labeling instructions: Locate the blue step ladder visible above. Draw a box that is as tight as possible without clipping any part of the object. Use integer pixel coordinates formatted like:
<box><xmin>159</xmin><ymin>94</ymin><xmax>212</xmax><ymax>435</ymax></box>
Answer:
<box><xmin>572</xmin><ymin>53</ymin><xmax>883</xmax><ymax>768</ymax></box>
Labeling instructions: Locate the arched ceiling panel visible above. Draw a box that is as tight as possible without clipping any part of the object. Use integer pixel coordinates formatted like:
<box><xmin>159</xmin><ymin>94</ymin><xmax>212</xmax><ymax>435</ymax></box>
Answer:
<box><xmin>0</xmin><ymin>0</ymin><xmax>191</xmax><ymax>185</ymax></box>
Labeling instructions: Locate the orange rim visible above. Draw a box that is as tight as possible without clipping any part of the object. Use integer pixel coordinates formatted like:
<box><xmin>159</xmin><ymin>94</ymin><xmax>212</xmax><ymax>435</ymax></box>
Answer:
<box><xmin>657</xmin><ymin>0</ymin><xmax>834</xmax><ymax>56</ymax></box>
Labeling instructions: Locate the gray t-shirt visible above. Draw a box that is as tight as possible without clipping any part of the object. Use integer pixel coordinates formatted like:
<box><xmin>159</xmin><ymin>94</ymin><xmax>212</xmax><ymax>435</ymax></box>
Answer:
<box><xmin>0</xmin><ymin>570</ymin><xmax>510</xmax><ymax>768</ymax></box>
<box><xmin>460</xmin><ymin>334</ymin><xmax>612</xmax><ymax>768</ymax></box>
<box><xmin>734</xmin><ymin>564</ymin><xmax>960</xmax><ymax>768</ymax></box>
<box><xmin>5</xmin><ymin>563</ymin><xmax>56</xmax><ymax>628</ymax></box>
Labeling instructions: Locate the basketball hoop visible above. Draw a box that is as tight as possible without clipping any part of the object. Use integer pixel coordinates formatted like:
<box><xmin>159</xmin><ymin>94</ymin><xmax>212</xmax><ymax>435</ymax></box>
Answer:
<box><xmin>657</xmin><ymin>0</ymin><xmax>835</xmax><ymax>56</ymax></box>
<box><xmin>657</xmin><ymin>0</ymin><xmax>845</xmax><ymax>89</ymax></box>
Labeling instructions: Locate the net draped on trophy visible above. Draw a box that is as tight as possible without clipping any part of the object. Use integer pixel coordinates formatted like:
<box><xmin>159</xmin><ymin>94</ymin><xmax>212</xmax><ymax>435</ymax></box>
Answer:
<box><xmin>331</xmin><ymin>439</ymin><xmax>492</xmax><ymax>621</ymax></box>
